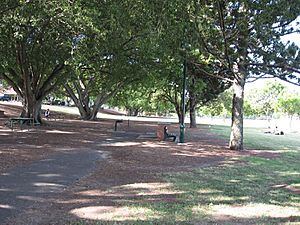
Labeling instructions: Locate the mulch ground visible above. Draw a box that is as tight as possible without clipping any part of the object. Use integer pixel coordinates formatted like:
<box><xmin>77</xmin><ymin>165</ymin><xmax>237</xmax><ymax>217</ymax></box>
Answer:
<box><xmin>0</xmin><ymin>103</ymin><xmax>280</xmax><ymax>225</ymax></box>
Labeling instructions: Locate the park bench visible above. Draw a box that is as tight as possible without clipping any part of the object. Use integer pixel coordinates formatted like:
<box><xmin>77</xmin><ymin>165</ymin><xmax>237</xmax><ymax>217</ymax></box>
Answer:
<box><xmin>163</xmin><ymin>126</ymin><xmax>176</xmax><ymax>142</ymax></box>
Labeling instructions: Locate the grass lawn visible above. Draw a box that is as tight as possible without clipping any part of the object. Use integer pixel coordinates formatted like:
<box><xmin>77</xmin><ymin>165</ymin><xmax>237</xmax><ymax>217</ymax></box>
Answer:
<box><xmin>154</xmin><ymin>125</ymin><xmax>300</xmax><ymax>224</ymax></box>
<box><xmin>210</xmin><ymin>124</ymin><xmax>300</xmax><ymax>151</ymax></box>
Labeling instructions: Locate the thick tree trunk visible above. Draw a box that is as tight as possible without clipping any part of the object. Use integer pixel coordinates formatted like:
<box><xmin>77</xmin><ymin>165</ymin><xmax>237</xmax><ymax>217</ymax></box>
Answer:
<box><xmin>176</xmin><ymin>105</ymin><xmax>183</xmax><ymax>124</ymax></box>
<box><xmin>65</xmin><ymin>83</ymin><xmax>93</xmax><ymax>120</ymax></box>
<box><xmin>79</xmin><ymin>106</ymin><xmax>93</xmax><ymax>120</ymax></box>
<box><xmin>80</xmin><ymin>99</ymin><xmax>93</xmax><ymax>120</ymax></box>
<box><xmin>133</xmin><ymin>109</ymin><xmax>139</xmax><ymax>116</ymax></box>
<box><xmin>21</xmin><ymin>94</ymin><xmax>43</xmax><ymax>123</ymax></box>
<box><xmin>189</xmin><ymin>78</ymin><xmax>197</xmax><ymax>128</ymax></box>
<box><xmin>73</xmin><ymin>97</ymin><xmax>92</xmax><ymax>120</ymax></box>
<box><xmin>189</xmin><ymin>105</ymin><xmax>197</xmax><ymax>128</ymax></box>
<box><xmin>65</xmin><ymin>79</ymin><xmax>125</xmax><ymax>121</ymax></box>
<box><xmin>229</xmin><ymin>79</ymin><xmax>245</xmax><ymax>150</ymax></box>
<box><xmin>229</xmin><ymin>5</ymin><xmax>248</xmax><ymax>150</ymax></box>
<box><xmin>88</xmin><ymin>87</ymin><xmax>122</xmax><ymax>120</ymax></box>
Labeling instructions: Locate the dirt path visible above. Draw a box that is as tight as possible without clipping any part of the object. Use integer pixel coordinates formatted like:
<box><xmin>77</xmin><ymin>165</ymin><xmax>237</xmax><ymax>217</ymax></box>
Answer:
<box><xmin>0</xmin><ymin>130</ymin><xmax>223</xmax><ymax>223</ymax></box>
<box><xmin>0</xmin><ymin>104</ymin><xmax>278</xmax><ymax>224</ymax></box>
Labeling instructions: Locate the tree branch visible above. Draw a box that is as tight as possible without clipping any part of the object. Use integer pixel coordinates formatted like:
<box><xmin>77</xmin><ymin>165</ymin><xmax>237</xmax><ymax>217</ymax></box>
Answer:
<box><xmin>0</xmin><ymin>3</ymin><xmax>22</xmax><ymax>15</ymax></box>
<box><xmin>0</xmin><ymin>72</ymin><xmax>23</xmax><ymax>98</ymax></box>
<box><xmin>217</xmin><ymin>0</ymin><xmax>232</xmax><ymax>71</ymax></box>
<box><xmin>192</xmin><ymin>62</ymin><xmax>234</xmax><ymax>83</ymax></box>
<box><xmin>37</xmin><ymin>63</ymin><xmax>65</xmax><ymax>98</ymax></box>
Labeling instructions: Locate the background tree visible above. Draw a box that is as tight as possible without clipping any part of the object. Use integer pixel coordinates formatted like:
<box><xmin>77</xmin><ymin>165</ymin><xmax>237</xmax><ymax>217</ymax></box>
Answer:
<box><xmin>188</xmin><ymin>59</ymin><xmax>231</xmax><ymax>127</ymax></box>
<box><xmin>245</xmin><ymin>81</ymin><xmax>286</xmax><ymax>118</ymax></box>
<box><xmin>277</xmin><ymin>92</ymin><xmax>300</xmax><ymax>128</ymax></box>
<box><xmin>108</xmin><ymin>81</ymin><xmax>175</xmax><ymax>116</ymax></box>
<box><xmin>200</xmin><ymin>89</ymin><xmax>233</xmax><ymax>118</ymax></box>
<box><xmin>143</xmin><ymin>0</ymin><xmax>232</xmax><ymax>127</ymax></box>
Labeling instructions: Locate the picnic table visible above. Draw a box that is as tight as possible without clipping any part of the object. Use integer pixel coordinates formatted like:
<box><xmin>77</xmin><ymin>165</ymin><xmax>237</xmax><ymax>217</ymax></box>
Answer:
<box><xmin>9</xmin><ymin>117</ymin><xmax>35</xmax><ymax>130</ymax></box>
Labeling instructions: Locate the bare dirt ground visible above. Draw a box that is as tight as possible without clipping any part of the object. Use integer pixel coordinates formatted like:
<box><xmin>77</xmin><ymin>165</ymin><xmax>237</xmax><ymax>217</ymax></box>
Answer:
<box><xmin>0</xmin><ymin>104</ymin><xmax>279</xmax><ymax>225</ymax></box>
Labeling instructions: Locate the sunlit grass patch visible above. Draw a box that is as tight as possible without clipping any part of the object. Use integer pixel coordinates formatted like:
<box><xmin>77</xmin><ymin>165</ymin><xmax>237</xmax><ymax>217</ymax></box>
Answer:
<box><xmin>209</xmin><ymin>203</ymin><xmax>300</xmax><ymax>218</ymax></box>
<box><xmin>157</xmin><ymin>157</ymin><xmax>300</xmax><ymax>223</ymax></box>
<box><xmin>74</xmin><ymin>146</ymin><xmax>299</xmax><ymax>223</ymax></box>
<box><xmin>71</xmin><ymin>206</ymin><xmax>161</xmax><ymax>221</ymax></box>
<box><xmin>208</xmin><ymin>124</ymin><xmax>300</xmax><ymax>151</ymax></box>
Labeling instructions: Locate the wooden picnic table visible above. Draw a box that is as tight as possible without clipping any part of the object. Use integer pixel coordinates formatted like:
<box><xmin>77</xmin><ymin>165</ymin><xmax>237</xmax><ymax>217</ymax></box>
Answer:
<box><xmin>9</xmin><ymin>117</ymin><xmax>35</xmax><ymax>130</ymax></box>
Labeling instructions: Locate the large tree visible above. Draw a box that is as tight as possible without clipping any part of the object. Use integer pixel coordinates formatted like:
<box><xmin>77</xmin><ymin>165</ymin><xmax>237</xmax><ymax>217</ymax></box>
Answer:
<box><xmin>190</xmin><ymin>0</ymin><xmax>300</xmax><ymax>150</ymax></box>
<box><xmin>0</xmin><ymin>1</ymin><xmax>77</xmax><ymax>122</ymax></box>
<box><xmin>64</xmin><ymin>0</ymin><xmax>160</xmax><ymax>120</ymax></box>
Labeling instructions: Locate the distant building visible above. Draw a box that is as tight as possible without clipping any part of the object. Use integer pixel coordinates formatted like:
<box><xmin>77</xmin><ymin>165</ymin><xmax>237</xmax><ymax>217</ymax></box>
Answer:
<box><xmin>0</xmin><ymin>87</ymin><xmax>20</xmax><ymax>101</ymax></box>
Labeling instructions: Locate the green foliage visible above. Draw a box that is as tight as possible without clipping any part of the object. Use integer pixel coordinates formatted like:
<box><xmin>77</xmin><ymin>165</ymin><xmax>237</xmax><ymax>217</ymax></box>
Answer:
<box><xmin>199</xmin><ymin>89</ymin><xmax>232</xmax><ymax>117</ymax></box>
<box><xmin>62</xmin><ymin>0</ymin><xmax>164</xmax><ymax>119</ymax></box>
<box><xmin>242</xmin><ymin>81</ymin><xmax>300</xmax><ymax>119</ymax></box>
<box><xmin>0</xmin><ymin>1</ymin><xmax>75</xmax><ymax>67</ymax></box>
<box><xmin>108</xmin><ymin>82</ymin><xmax>174</xmax><ymax>116</ymax></box>
<box><xmin>1</xmin><ymin>1</ymin><xmax>299</xmax><ymax>124</ymax></box>
<box><xmin>277</xmin><ymin>92</ymin><xmax>300</xmax><ymax>117</ymax></box>
<box><xmin>245</xmin><ymin>81</ymin><xmax>287</xmax><ymax>117</ymax></box>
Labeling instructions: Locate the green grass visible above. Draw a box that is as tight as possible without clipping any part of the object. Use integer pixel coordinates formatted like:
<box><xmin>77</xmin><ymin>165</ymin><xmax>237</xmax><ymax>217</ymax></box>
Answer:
<box><xmin>125</xmin><ymin>163</ymin><xmax>299</xmax><ymax>224</ymax></box>
<box><xmin>140</xmin><ymin>126</ymin><xmax>300</xmax><ymax>224</ymax></box>
<box><xmin>73</xmin><ymin>125</ymin><xmax>300</xmax><ymax>225</ymax></box>
<box><xmin>209</xmin><ymin>124</ymin><xmax>300</xmax><ymax>151</ymax></box>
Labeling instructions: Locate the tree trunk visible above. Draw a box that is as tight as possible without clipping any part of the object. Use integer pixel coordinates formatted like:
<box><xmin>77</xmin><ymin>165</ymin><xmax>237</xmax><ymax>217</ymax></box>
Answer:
<box><xmin>126</xmin><ymin>108</ymin><xmax>139</xmax><ymax>116</ymax></box>
<box><xmin>189</xmin><ymin>77</ymin><xmax>197</xmax><ymax>128</ymax></box>
<box><xmin>79</xmin><ymin>105</ymin><xmax>93</xmax><ymax>120</ymax></box>
<box><xmin>189</xmin><ymin>104</ymin><xmax>197</xmax><ymax>128</ymax></box>
<box><xmin>229</xmin><ymin>5</ymin><xmax>248</xmax><ymax>151</ymax></box>
<box><xmin>74</xmin><ymin>96</ymin><xmax>92</xmax><ymax>120</ymax></box>
<box><xmin>65</xmin><ymin>79</ymin><xmax>126</xmax><ymax>121</ymax></box>
<box><xmin>176</xmin><ymin>105</ymin><xmax>183</xmax><ymax>124</ymax></box>
<box><xmin>89</xmin><ymin>101</ymin><xmax>102</xmax><ymax>120</ymax></box>
<box><xmin>21</xmin><ymin>94</ymin><xmax>43</xmax><ymax>123</ymax></box>
<box><xmin>133</xmin><ymin>109</ymin><xmax>139</xmax><ymax>116</ymax></box>
<box><xmin>229</xmin><ymin>79</ymin><xmax>245</xmax><ymax>150</ymax></box>
<box><xmin>65</xmin><ymin>83</ymin><xmax>93</xmax><ymax>120</ymax></box>
<box><xmin>81</xmin><ymin>99</ymin><xmax>92</xmax><ymax>120</ymax></box>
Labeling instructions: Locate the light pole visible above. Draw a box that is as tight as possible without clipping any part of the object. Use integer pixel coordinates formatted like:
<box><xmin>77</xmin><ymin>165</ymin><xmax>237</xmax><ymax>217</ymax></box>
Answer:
<box><xmin>179</xmin><ymin>53</ymin><xmax>187</xmax><ymax>143</ymax></box>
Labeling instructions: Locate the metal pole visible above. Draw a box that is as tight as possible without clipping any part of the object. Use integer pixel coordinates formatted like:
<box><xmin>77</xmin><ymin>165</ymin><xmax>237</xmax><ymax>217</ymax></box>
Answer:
<box><xmin>179</xmin><ymin>56</ymin><xmax>187</xmax><ymax>143</ymax></box>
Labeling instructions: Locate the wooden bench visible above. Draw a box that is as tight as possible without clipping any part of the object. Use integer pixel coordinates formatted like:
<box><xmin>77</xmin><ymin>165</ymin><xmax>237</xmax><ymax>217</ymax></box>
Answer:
<box><xmin>163</xmin><ymin>126</ymin><xmax>176</xmax><ymax>142</ymax></box>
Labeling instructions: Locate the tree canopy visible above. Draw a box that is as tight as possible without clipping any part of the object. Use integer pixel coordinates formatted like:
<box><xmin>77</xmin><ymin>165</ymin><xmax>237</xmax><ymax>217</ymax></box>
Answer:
<box><xmin>0</xmin><ymin>0</ymin><xmax>299</xmax><ymax>150</ymax></box>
